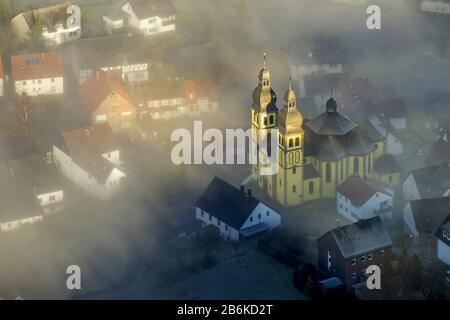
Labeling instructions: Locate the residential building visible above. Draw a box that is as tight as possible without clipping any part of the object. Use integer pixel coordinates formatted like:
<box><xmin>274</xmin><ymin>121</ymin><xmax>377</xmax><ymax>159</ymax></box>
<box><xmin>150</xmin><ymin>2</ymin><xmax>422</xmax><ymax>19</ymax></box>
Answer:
<box><xmin>131</xmin><ymin>78</ymin><xmax>218</xmax><ymax>120</ymax></box>
<box><xmin>0</xmin><ymin>154</ymin><xmax>64</xmax><ymax>231</ymax></box>
<box><xmin>11</xmin><ymin>52</ymin><xmax>64</xmax><ymax>96</ymax></box>
<box><xmin>78</xmin><ymin>71</ymin><xmax>136</xmax><ymax>132</ymax></box>
<box><xmin>373</xmin><ymin>154</ymin><xmax>401</xmax><ymax>186</ymax></box>
<box><xmin>426</xmin><ymin>135</ymin><xmax>450</xmax><ymax>166</ymax></box>
<box><xmin>70</xmin><ymin>37</ymin><xmax>150</xmax><ymax>84</ymax></box>
<box><xmin>11</xmin><ymin>3</ymin><xmax>81</xmax><ymax>46</ymax></box>
<box><xmin>251</xmin><ymin>56</ymin><xmax>385</xmax><ymax>207</ymax></box>
<box><xmin>336</xmin><ymin>175</ymin><xmax>394</xmax><ymax>222</ymax></box>
<box><xmin>53</xmin><ymin>123</ymin><xmax>126</xmax><ymax>201</ymax></box>
<box><xmin>289</xmin><ymin>35</ymin><xmax>343</xmax><ymax>81</ymax></box>
<box><xmin>318</xmin><ymin>217</ymin><xmax>393</xmax><ymax>285</ymax></box>
<box><xmin>421</xmin><ymin>0</ymin><xmax>450</xmax><ymax>15</ymax></box>
<box><xmin>402</xmin><ymin>163</ymin><xmax>450</xmax><ymax>201</ymax></box>
<box><xmin>403</xmin><ymin>197</ymin><xmax>450</xmax><ymax>247</ymax></box>
<box><xmin>436</xmin><ymin>216</ymin><xmax>450</xmax><ymax>265</ymax></box>
<box><xmin>195</xmin><ymin>177</ymin><xmax>282</xmax><ymax>242</ymax></box>
<box><xmin>103</xmin><ymin>0</ymin><xmax>176</xmax><ymax>36</ymax></box>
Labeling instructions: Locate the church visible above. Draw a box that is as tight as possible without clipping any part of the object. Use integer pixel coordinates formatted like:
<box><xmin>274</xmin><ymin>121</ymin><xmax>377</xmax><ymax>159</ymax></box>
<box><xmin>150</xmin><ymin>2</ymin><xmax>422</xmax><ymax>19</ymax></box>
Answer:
<box><xmin>251</xmin><ymin>56</ymin><xmax>386</xmax><ymax>207</ymax></box>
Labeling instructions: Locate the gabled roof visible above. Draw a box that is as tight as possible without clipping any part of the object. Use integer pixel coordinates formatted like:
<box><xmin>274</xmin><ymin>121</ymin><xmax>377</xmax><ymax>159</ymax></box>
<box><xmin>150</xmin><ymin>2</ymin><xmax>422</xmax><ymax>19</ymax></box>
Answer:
<box><xmin>61</xmin><ymin>123</ymin><xmax>121</xmax><ymax>182</ymax></box>
<box><xmin>322</xmin><ymin>217</ymin><xmax>393</xmax><ymax>259</ymax></box>
<box><xmin>426</xmin><ymin>138</ymin><xmax>450</xmax><ymax>167</ymax></box>
<box><xmin>337</xmin><ymin>175</ymin><xmax>392</xmax><ymax>207</ymax></box>
<box><xmin>11</xmin><ymin>51</ymin><xmax>64</xmax><ymax>81</ymax></box>
<box><xmin>408</xmin><ymin>164</ymin><xmax>450</xmax><ymax>199</ymax></box>
<box><xmin>78</xmin><ymin>71</ymin><xmax>133</xmax><ymax>113</ymax></box>
<box><xmin>127</xmin><ymin>0</ymin><xmax>176</xmax><ymax>20</ymax></box>
<box><xmin>381</xmin><ymin>98</ymin><xmax>407</xmax><ymax>119</ymax></box>
<box><xmin>357</xmin><ymin>119</ymin><xmax>385</xmax><ymax>143</ymax></box>
<box><xmin>374</xmin><ymin>154</ymin><xmax>400</xmax><ymax>175</ymax></box>
<box><xmin>195</xmin><ymin>177</ymin><xmax>270</xmax><ymax>230</ymax></box>
<box><xmin>409</xmin><ymin>197</ymin><xmax>450</xmax><ymax>233</ymax></box>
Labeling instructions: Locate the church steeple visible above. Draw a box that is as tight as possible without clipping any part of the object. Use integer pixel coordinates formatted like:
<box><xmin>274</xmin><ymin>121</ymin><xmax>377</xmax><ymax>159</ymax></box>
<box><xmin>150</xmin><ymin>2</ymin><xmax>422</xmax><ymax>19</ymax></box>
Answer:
<box><xmin>258</xmin><ymin>52</ymin><xmax>271</xmax><ymax>90</ymax></box>
<box><xmin>278</xmin><ymin>78</ymin><xmax>303</xmax><ymax>135</ymax></box>
<box><xmin>252</xmin><ymin>53</ymin><xmax>277</xmax><ymax>114</ymax></box>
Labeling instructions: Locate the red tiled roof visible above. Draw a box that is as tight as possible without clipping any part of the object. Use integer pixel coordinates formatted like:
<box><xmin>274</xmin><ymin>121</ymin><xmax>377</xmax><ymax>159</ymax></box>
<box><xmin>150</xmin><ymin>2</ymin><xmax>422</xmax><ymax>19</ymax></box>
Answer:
<box><xmin>336</xmin><ymin>175</ymin><xmax>387</xmax><ymax>207</ymax></box>
<box><xmin>78</xmin><ymin>71</ymin><xmax>132</xmax><ymax>114</ymax></box>
<box><xmin>11</xmin><ymin>51</ymin><xmax>63</xmax><ymax>81</ymax></box>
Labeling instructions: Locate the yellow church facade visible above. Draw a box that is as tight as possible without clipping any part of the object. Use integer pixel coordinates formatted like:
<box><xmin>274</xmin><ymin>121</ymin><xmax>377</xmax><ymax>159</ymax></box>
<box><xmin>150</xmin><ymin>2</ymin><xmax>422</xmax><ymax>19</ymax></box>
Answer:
<box><xmin>251</xmin><ymin>58</ymin><xmax>387</xmax><ymax>207</ymax></box>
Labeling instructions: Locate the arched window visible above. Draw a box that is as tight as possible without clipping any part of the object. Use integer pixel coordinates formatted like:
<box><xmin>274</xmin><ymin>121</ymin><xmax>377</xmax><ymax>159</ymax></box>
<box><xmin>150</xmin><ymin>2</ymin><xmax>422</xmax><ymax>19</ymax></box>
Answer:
<box><xmin>354</xmin><ymin>157</ymin><xmax>359</xmax><ymax>174</ymax></box>
<box><xmin>295</xmin><ymin>137</ymin><xmax>300</xmax><ymax>147</ymax></box>
<box><xmin>326</xmin><ymin>163</ymin><xmax>331</xmax><ymax>183</ymax></box>
<box><xmin>269</xmin><ymin>114</ymin><xmax>274</xmax><ymax>124</ymax></box>
<box><xmin>263</xmin><ymin>117</ymin><xmax>268</xmax><ymax>126</ymax></box>
<box><xmin>309</xmin><ymin>181</ymin><xmax>314</xmax><ymax>194</ymax></box>
<box><xmin>293</xmin><ymin>166</ymin><xmax>296</xmax><ymax>174</ymax></box>
<box><xmin>289</xmin><ymin>139</ymin><xmax>293</xmax><ymax>148</ymax></box>
<box><xmin>267</xmin><ymin>132</ymin><xmax>272</xmax><ymax>157</ymax></box>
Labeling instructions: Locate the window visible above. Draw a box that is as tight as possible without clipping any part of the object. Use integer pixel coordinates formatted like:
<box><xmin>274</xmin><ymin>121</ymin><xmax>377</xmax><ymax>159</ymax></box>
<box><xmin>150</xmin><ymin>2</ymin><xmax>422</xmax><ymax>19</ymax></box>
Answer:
<box><xmin>309</xmin><ymin>181</ymin><xmax>314</xmax><ymax>194</ymax></box>
<box><xmin>325</xmin><ymin>163</ymin><xmax>331</xmax><ymax>183</ymax></box>
<box><xmin>49</xmin><ymin>195</ymin><xmax>56</xmax><ymax>202</ymax></box>
<box><xmin>380</xmin><ymin>249</ymin><xmax>385</xmax><ymax>256</ymax></box>
<box><xmin>368</xmin><ymin>253</ymin><xmax>373</xmax><ymax>260</ymax></box>
<box><xmin>201</xmin><ymin>211</ymin><xmax>204</xmax><ymax>217</ymax></box>
<box><xmin>293</xmin><ymin>166</ymin><xmax>296</xmax><ymax>174</ymax></box>
<box><xmin>51</xmin><ymin>78</ymin><xmax>55</xmax><ymax>83</ymax></box>
<box><xmin>263</xmin><ymin>117</ymin><xmax>268</xmax><ymax>126</ymax></box>
<box><xmin>258</xmin><ymin>214</ymin><xmax>261</xmax><ymax>219</ymax></box>
<box><xmin>361</xmin><ymin>255</ymin><xmax>366</xmax><ymax>262</ymax></box>
<box><xmin>351</xmin><ymin>258</ymin><xmax>356</xmax><ymax>265</ymax></box>
<box><xmin>351</xmin><ymin>271</ymin><xmax>356</xmax><ymax>279</ymax></box>
<box><xmin>289</xmin><ymin>139</ymin><xmax>293</xmax><ymax>148</ymax></box>
<box><xmin>340</xmin><ymin>161</ymin><xmax>344</xmax><ymax>179</ymax></box>
<box><xmin>269</xmin><ymin>114</ymin><xmax>274</xmax><ymax>124</ymax></box>
<box><xmin>295</xmin><ymin>137</ymin><xmax>300</xmax><ymax>146</ymax></box>
<box><xmin>292</xmin><ymin>185</ymin><xmax>297</xmax><ymax>193</ymax></box>
<box><xmin>266</xmin><ymin>211</ymin><xmax>270</xmax><ymax>216</ymax></box>
<box><xmin>354</xmin><ymin>157</ymin><xmax>359</xmax><ymax>174</ymax></box>
<box><xmin>250</xmin><ymin>217</ymin><xmax>253</xmax><ymax>222</ymax></box>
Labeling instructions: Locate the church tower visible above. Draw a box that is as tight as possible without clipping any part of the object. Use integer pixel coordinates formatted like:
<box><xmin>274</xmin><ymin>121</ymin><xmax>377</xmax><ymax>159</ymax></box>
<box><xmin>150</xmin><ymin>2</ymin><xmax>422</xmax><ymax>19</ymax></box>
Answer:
<box><xmin>276</xmin><ymin>79</ymin><xmax>305</xmax><ymax>206</ymax></box>
<box><xmin>251</xmin><ymin>54</ymin><xmax>278</xmax><ymax>196</ymax></box>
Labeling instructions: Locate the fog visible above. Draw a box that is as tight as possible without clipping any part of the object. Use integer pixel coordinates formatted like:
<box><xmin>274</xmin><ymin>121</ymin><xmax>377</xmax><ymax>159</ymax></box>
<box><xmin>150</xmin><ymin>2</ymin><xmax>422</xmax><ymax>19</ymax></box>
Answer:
<box><xmin>0</xmin><ymin>0</ymin><xmax>449</xmax><ymax>299</ymax></box>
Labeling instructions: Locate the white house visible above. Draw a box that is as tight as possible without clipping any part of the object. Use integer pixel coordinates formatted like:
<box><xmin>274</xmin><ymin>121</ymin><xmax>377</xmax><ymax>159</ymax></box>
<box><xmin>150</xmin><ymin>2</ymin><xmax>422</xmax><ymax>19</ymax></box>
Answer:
<box><xmin>11</xmin><ymin>52</ymin><xmax>64</xmax><ymax>96</ymax></box>
<box><xmin>0</xmin><ymin>154</ymin><xmax>64</xmax><ymax>231</ymax></box>
<box><xmin>53</xmin><ymin>123</ymin><xmax>126</xmax><ymax>201</ymax></box>
<box><xmin>402</xmin><ymin>163</ymin><xmax>450</xmax><ymax>202</ymax></box>
<box><xmin>195</xmin><ymin>177</ymin><xmax>282</xmax><ymax>242</ymax></box>
<box><xmin>103</xmin><ymin>0</ymin><xmax>176</xmax><ymax>37</ymax></box>
<box><xmin>421</xmin><ymin>0</ymin><xmax>450</xmax><ymax>15</ymax></box>
<box><xmin>403</xmin><ymin>197</ymin><xmax>450</xmax><ymax>247</ymax></box>
<box><xmin>336</xmin><ymin>175</ymin><xmax>394</xmax><ymax>222</ymax></box>
<box><xmin>436</xmin><ymin>217</ymin><xmax>450</xmax><ymax>265</ymax></box>
<box><xmin>11</xmin><ymin>3</ymin><xmax>81</xmax><ymax>46</ymax></box>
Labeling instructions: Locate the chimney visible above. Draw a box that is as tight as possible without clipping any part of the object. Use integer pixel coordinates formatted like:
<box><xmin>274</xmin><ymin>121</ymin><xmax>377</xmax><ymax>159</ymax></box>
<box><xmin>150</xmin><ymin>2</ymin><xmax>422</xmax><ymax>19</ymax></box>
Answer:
<box><xmin>46</xmin><ymin>152</ymin><xmax>53</xmax><ymax>164</ymax></box>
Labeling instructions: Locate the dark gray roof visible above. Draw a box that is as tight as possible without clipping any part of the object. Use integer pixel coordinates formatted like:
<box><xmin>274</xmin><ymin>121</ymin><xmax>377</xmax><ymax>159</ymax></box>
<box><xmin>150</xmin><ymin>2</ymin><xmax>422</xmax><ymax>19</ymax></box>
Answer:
<box><xmin>289</xmin><ymin>34</ymin><xmax>342</xmax><ymax>66</ymax></box>
<box><xmin>426</xmin><ymin>138</ymin><xmax>450</xmax><ymax>167</ymax></box>
<box><xmin>410</xmin><ymin>164</ymin><xmax>450</xmax><ymax>199</ymax></box>
<box><xmin>304</xmin><ymin>164</ymin><xmax>321</xmax><ymax>179</ymax></box>
<box><xmin>128</xmin><ymin>0</ymin><xmax>176</xmax><ymax>19</ymax></box>
<box><xmin>195</xmin><ymin>177</ymin><xmax>268</xmax><ymax>230</ymax></box>
<box><xmin>374</xmin><ymin>154</ymin><xmax>400</xmax><ymax>175</ymax></box>
<box><xmin>409</xmin><ymin>197</ymin><xmax>450</xmax><ymax>233</ymax></box>
<box><xmin>324</xmin><ymin>217</ymin><xmax>393</xmax><ymax>259</ymax></box>
<box><xmin>306</xmin><ymin>99</ymin><xmax>357</xmax><ymax>136</ymax></box>
<box><xmin>358</xmin><ymin>119</ymin><xmax>385</xmax><ymax>143</ymax></box>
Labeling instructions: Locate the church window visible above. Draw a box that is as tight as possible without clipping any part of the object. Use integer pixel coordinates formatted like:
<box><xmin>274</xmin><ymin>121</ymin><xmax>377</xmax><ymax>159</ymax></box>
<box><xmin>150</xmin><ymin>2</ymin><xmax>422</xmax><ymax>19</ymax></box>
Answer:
<box><xmin>295</xmin><ymin>137</ymin><xmax>300</xmax><ymax>147</ymax></box>
<box><xmin>263</xmin><ymin>117</ymin><xmax>268</xmax><ymax>126</ymax></box>
<box><xmin>293</xmin><ymin>166</ymin><xmax>296</xmax><ymax>174</ymax></box>
<box><xmin>354</xmin><ymin>157</ymin><xmax>359</xmax><ymax>174</ymax></box>
<box><xmin>289</xmin><ymin>139</ymin><xmax>293</xmax><ymax>148</ymax></box>
<box><xmin>309</xmin><ymin>181</ymin><xmax>314</xmax><ymax>194</ymax></box>
<box><xmin>269</xmin><ymin>114</ymin><xmax>274</xmax><ymax>124</ymax></box>
<box><xmin>292</xmin><ymin>185</ymin><xmax>297</xmax><ymax>193</ymax></box>
<box><xmin>326</xmin><ymin>163</ymin><xmax>331</xmax><ymax>183</ymax></box>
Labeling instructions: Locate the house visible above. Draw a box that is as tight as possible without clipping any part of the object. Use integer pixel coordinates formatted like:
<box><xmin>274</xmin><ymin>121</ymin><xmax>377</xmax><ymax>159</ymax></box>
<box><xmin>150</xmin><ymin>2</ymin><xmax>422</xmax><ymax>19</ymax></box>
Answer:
<box><xmin>403</xmin><ymin>197</ymin><xmax>450</xmax><ymax>247</ymax></box>
<box><xmin>70</xmin><ymin>37</ymin><xmax>151</xmax><ymax>84</ymax></box>
<box><xmin>289</xmin><ymin>35</ymin><xmax>343</xmax><ymax>81</ymax></box>
<box><xmin>436</xmin><ymin>216</ymin><xmax>450</xmax><ymax>265</ymax></box>
<box><xmin>53</xmin><ymin>123</ymin><xmax>126</xmax><ymax>201</ymax></box>
<box><xmin>0</xmin><ymin>154</ymin><xmax>64</xmax><ymax>231</ymax></box>
<box><xmin>336</xmin><ymin>175</ymin><xmax>394</xmax><ymax>222</ymax></box>
<box><xmin>381</xmin><ymin>98</ymin><xmax>407</xmax><ymax>130</ymax></box>
<box><xmin>318</xmin><ymin>217</ymin><xmax>393</xmax><ymax>285</ymax></box>
<box><xmin>373</xmin><ymin>154</ymin><xmax>401</xmax><ymax>186</ymax></box>
<box><xmin>130</xmin><ymin>78</ymin><xmax>218</xmax><ymax>120</ymax></box>
<box><xmin>426</xmin><ymin>136</ymin><xmax>450</xmax><ymax>166</ymax></box>
<box><xmin>11</xmin><ymin>52</ymin><xmax>64</xmax><ymax>96</ymax></box>
<box><xmin>11</xmin><ymin>3</ymin><xmax>81</xmax><ymax>46</ymax></box>
<box><xmin>103</xmin><ymin>0</ymin><xmax>176</xmax><ymax>36</ymax></box>
<box><xmin>194</xmin><ymin>177</ymin><xmax>282</xmax><ymax>242</ymax></box>
<box><xmin>402</xmin><ymin>163</ymin><xmax>450</xmax><ymax>201</ymax></box>
<box><xmin>421</xmin><ymin>0</ymin><xmax>450</xmax><ymax>15</ymax></box>
<box><xmin>0</xmin><ymin>58</ymin><xmax>4</xmax><ymax>97</ymax></box>
<box><xmin>78</xmin><ymin>71</ymin><xmax>136</xmax><ymax>132</ymax></box>
<box><xmin>357</xmin><ymin>119</ymin><xmax>386</xmax><ymax>160</ymax></box>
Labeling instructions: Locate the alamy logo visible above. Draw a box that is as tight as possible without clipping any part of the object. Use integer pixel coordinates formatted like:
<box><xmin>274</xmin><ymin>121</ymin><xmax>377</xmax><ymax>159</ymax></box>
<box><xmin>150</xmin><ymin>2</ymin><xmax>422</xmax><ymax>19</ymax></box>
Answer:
<box><xmin>366</xmin><ymin>5</ymin><xmax>381</xmax><ymax>30</ymax></box>
<box><xmin>366</xmin><ymin>265</ymin><xmax>381</xmax><ymax>290</ymax></box>
<box><xmin>66</xmin><ymin>265</ymin><xmax>81</xmax><ymax>290</ymax></box>
<box><xmin>66</xmin><ymin>5</ymin><xmax>81</xmax><ymax>29</ymax></box>
<box><xmin>170</xmin><ymin>121</ymin><xmax>279</xmax><ymax>175</ymax></box>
